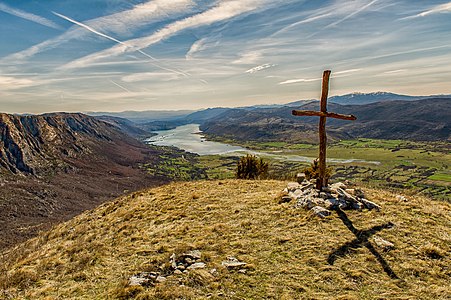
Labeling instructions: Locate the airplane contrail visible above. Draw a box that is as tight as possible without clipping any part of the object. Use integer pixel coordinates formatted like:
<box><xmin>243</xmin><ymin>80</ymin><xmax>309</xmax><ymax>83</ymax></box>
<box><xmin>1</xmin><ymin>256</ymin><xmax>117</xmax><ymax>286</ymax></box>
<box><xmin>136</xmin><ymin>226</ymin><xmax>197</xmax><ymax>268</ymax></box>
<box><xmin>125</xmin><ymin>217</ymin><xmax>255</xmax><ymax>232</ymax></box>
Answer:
<box><xmin>52</xmin><ymin>11</ymin><xmax>189</xmax><ymax>77</ymax></box>
<box><xmin>110</xmin><ymin>80</ymin><xmax>132</xmax><ymax>93</ymax></box>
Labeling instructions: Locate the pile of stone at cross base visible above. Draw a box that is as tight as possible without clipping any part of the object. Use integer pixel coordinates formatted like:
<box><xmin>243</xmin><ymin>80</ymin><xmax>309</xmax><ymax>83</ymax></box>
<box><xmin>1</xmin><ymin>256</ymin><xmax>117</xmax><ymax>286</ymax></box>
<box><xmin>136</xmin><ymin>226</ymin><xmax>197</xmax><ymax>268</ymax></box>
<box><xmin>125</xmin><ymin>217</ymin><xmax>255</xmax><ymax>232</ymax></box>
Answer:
<box><xmin>280</xmin><ymin>173</ymin><xmax>381</xmax><ymax>218</ymax></box>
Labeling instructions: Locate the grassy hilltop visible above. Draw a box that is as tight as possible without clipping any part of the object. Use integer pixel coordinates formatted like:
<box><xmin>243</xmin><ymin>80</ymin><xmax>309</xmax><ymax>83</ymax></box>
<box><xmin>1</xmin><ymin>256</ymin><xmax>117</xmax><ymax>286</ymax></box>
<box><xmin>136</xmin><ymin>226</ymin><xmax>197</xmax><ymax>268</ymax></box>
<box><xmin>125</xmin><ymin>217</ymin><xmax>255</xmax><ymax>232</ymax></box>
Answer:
<box><xmin>1</xmin><ymin>180</ymin><xmax>450</xmax><ymax>299</ymax></box>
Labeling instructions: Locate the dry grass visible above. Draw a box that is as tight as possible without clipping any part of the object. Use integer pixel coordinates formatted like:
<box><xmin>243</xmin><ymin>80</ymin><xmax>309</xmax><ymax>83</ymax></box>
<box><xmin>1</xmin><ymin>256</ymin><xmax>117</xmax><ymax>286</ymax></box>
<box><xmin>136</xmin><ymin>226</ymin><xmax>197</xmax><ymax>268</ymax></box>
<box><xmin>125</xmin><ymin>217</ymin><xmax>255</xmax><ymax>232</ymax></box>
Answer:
<box><xmin>1</xmin><ymin>180</ymin><xmax>450</xmax><ymax>299</ymax></box>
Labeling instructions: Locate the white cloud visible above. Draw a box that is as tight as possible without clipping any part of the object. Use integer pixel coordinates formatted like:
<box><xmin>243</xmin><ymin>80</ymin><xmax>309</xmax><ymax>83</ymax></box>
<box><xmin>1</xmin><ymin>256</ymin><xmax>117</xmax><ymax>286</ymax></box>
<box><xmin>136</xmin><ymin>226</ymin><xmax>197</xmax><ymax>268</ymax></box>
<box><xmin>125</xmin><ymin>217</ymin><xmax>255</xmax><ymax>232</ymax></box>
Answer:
<box><xmin>186</xmin><ymin>38</ymin><xmax>208</xmax><ymax>60</ymax></box>
<box><xmin>62</xmin><ymin>0</ymin><xmax>269</xmax><ymax>69</ymax></box>
<box><xmin>383</xmin><ymin>69</ymin><xmax>406</xmax><ymax>74</ymax></box>
<box><xmin>232</xmin><ymin>51</ymin><xmax>264</xmax><ymax>64</ymax></box>
<box><xmin>0</xmin><ymin>3</ymin><xmax>62</xmax><ymax>30</ymax></box>
<box><xmin>2</xmin><ymin>0</ymin><xmax>194</xmax><ymax>62</ymax></box>
<box><xmin>0</xmin><ymin>76</ymin><xmax>35</xmax><ymax>90</ymax></box>
<box><xmin>279</xmin><ymin>77</ymin><xmax>321</xmax><ymax>85</ymax></box>
<box><xmin>402</xmin><ymin>2</ymin><xmax>451</xmax><ymax>19</ymax></box>
<box><xmin>245</xmin><ymin>63</ymin><xmax>276</xmax><ymax>73</ymax></box>
<box><xmin>334</xmin><ymin>69</ymin><xmax>361</xmax><ymax>75</ymax></box>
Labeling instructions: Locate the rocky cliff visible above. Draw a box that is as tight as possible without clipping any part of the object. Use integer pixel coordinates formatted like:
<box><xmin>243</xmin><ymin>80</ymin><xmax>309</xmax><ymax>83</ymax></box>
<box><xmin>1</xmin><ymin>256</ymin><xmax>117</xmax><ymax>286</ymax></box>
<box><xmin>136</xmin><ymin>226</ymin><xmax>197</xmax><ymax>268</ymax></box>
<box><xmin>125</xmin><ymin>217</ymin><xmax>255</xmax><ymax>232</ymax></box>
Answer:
<box><xmin>0</xmin><ymin>112</ymin><xmax>168</xmax><ymax>250</ymax></box>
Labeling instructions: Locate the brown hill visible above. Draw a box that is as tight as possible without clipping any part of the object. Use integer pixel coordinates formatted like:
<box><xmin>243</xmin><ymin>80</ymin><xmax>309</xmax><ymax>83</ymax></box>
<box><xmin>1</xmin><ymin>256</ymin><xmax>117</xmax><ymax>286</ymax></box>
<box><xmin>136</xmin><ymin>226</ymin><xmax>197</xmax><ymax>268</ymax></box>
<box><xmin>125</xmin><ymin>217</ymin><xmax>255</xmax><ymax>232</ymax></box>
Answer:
<box><xmin>0</xmin><ymin>113</ymin><xmax>168</xmax><ymax>250</ymax></box>
<box><xmin>1</xmin><ymin>180</ymin><xmax>449</xmax><ymax>299</ymax></box>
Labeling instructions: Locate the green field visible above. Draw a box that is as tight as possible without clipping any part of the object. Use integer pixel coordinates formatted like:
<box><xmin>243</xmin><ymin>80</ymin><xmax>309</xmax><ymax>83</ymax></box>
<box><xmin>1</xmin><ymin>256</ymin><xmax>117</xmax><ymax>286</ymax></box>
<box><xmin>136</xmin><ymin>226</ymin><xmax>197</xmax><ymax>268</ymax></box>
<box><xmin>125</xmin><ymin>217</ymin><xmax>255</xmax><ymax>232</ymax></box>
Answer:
<box><xmin>191</xmin><ymin>138</ymin><xmax>450</xmax><ymax>201</ymax></box>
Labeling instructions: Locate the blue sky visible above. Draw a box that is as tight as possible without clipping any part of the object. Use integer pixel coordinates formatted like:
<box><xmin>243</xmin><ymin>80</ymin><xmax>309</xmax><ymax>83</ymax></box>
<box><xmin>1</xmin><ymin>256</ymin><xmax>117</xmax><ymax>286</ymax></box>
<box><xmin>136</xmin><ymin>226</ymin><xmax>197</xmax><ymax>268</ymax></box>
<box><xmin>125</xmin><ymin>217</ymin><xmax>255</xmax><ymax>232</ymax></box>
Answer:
<box><xmin>1</xmin><ymin>0</ymin><xmax>451</xmax><ymax>113</ymax></box>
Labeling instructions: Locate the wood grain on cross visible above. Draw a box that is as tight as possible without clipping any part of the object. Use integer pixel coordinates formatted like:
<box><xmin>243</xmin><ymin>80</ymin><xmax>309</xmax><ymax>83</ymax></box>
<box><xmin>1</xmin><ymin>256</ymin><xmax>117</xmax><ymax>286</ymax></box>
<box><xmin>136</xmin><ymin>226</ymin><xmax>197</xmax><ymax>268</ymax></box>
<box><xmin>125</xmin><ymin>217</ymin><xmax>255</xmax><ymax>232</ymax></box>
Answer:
<box><xmin>292</xmin><ymin>70</ymin><xmax>357</xmax><ymax>190</ymax></box>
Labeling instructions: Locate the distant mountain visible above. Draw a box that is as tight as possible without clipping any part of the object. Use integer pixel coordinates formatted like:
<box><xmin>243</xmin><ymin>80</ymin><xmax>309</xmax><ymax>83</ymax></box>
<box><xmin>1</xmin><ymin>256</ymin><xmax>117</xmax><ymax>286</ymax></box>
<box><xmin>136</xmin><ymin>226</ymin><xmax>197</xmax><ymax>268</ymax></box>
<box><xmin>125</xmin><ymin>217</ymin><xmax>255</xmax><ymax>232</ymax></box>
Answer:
<box><xmin>200</xmin><ymin>98</ymin><xmax>450</xmax><ymax>143</ymax></box>
<box><xmin>328</xmin><ymin>92</ymin><xmax>417</xmax><ymax>105</ymax></box>
<box><xmin>0</xmin><ymin>112</ymin><xmax>171</xmax><ymax>249</ymax></box>
<box><xmin>286</xmin><ymin>92</ymin><xmax>451</xmax><ymax>106</ymax></box>
<box><xmin>87</xmin><ymin>110</ymin><xmax>195</xmax><ymax>123</ymax></box>
<box><xmin>94</xmin><ymin>115</ymin><xmax>151</xmax><ymax>137</ymax></box>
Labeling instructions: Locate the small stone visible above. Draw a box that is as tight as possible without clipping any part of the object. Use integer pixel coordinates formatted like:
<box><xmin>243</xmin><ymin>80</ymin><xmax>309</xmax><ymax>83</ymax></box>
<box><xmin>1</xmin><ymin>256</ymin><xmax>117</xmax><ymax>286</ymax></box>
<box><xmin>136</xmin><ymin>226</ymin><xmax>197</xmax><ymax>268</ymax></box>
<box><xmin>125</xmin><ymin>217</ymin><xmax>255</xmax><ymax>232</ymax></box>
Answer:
<box><xmin>296</xmin><ymin>173</ymin><xmax>306</xmax><ymax>183</ymax></box>
<box><xmin>345</xmin><ymin>189</ymin><xmax>355</xmax><ymax>195</ymax></box>
<box><xmin>359</xmin><ymin>198</ymin><xmax>381</xmax><ymax>211</ymax></box>
<box><xmin>319</xmin><ymin>192</ymin><xmax>329</xmax><ymax>199</ymax></box>
<box><xmin>128</xmin><ymin>272</ymin><xmax>158</xmax><ymax>287</ymax></box>
<box><xmin>296</xmin><ymin>197</ymin><xmax>313</xmax><ymax>209</ymax></box>
<box><xmin>156</xmin><ymin>276</ymin><xmax>167</xmax><ymax>283</ymax></box>
<box><xmin>325</xmin><ymin>198</ymin><xmax>338</xmax><ymax>209</ymax></box>
<box><xmin>174</xmin><ymin>269</ymin><xmax>183</xmax><ymax>275</ymax></box>
<box><xmin>185</xmin><ymin>250</ymin><xmax>202</xmax><ymax>260</ymax></box>
<box><xmin>330</xmin><ymin>182</ymin><xmax>347</xmax><ymax>191</ymax></box>
<box><xmin>210</xmin><ymin>268</ymin><xmax>218</xmax><ymax>276</ymax></box>
<box><xmin>238</xmin><ymin>269</ymin><xmax>247</xmax><ymax>274</ymax></box>
<box><xmin>170</xmin><ymin>253</ymin><xmax>177</xmax><ymax>269</ymax></box>
<box><xmin>300</xmin><ymin>183</ymin><xmax>315</xmax><ymax>191</ymax></box>
<box><xmin>396</xmin><ymin>195</ymin><xmax>408</xmax><ymax>202</ymax></box>
<box><xmin>311</xmin><ymin>206</ymin><xmax>331</xmax><ymax>218</ymax></box>
<box><xmin>336</xmin><ymin>188</ymin><xmax>357</xmax><ymax>202</ymax></box>
<box><xmin>187</xmin><ymin>262</ymin><xmax>206</xmax><ymax>270</ymax></box>
<box><xmin>351</xmin><ymin>201</ymin><xmax>363</xmax><ymax>210</ymax></box>
<box><xmin>185</xmin><ymin>257</ymin><xmax>194</xmax><ymax>264</ymax></box>
<box><xmin>222</xmin><ymin>256</ymin><xmax>247</xmax><ymax>269</ymax></box>
<box><xmin>338</xmin><ymin>199</ymin><xmax>348</xmax><ymax>209</ymax></box>
<box><xmin>373</xmin><ymin>237</ymin><xmax>394</xmax><ymax>250</ymax></box>
<box><xmin>177</xmin><ymin>264</ymin><xmax>185</xmax><ymax>271</ymax></box>
<box><xmin>279</xmin><ymin>196</ymin><xmax>292</xmax><ymax>203</ymax></box>
<box><xmin>287</xmin><ymin>182</ymin><xmax>300</xmax><ymax>191</ymax></box>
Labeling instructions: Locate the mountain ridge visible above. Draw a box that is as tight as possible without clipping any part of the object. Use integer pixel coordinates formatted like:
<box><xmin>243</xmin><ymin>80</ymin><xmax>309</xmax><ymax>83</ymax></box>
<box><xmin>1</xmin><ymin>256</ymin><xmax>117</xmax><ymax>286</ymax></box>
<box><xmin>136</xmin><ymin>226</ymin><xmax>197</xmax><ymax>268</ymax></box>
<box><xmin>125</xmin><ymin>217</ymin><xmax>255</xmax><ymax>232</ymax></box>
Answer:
<box><xmin>199</xmin><ymin>98</ymin><xmax>451</xmax><ymax>143</ymax></box>
<box><xmin>0</xmin><ymin>112</ymin><xmax>171</xmax><ymax>250</ymax></box>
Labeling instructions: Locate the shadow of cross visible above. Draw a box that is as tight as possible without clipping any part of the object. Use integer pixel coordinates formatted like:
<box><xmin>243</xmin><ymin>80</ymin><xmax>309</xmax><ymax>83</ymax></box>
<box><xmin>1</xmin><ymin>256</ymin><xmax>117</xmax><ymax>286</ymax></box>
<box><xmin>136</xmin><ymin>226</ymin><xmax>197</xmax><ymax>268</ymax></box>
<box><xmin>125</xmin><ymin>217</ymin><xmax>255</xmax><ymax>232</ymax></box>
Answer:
<box><xmin>328</xmin><ymin>208</ymin><xmax>399</xmax><ymax>279</ymax></box>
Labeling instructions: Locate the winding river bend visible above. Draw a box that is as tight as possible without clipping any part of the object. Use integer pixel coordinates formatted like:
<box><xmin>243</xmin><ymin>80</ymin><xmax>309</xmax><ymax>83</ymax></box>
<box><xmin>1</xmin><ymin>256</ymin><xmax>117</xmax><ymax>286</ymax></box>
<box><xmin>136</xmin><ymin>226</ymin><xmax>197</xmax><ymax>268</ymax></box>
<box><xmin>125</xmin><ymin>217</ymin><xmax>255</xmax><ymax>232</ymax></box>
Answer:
<box><xmin>145</xmin><ymin>124</ymin><xmax>380</xmax><ymax>165</ymax></box>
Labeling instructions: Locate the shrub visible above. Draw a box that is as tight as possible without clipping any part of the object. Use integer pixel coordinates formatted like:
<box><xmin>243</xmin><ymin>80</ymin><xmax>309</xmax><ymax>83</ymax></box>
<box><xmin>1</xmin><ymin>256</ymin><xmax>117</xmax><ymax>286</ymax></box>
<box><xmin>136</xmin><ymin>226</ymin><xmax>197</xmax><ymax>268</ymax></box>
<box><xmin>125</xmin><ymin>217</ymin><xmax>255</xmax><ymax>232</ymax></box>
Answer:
<box><xmin>303</xmin><ymin>159</ymin><xmax>333</xmax><ymax>185</ymax></box>
<box><xmin>236</xmin><ymin>154</ymin><xmax>268</xmax><ymax>179</ymax></box>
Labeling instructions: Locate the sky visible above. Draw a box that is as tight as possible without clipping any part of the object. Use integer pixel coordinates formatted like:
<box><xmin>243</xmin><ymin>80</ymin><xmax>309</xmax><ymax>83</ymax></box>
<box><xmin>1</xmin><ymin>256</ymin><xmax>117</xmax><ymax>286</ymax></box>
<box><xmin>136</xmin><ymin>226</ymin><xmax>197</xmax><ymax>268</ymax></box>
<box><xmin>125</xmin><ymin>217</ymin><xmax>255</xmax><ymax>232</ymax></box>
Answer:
<box><xmin>1</xmin><ymin>0</ymin><xmax>451</xmax><ymax>113</ymax></box>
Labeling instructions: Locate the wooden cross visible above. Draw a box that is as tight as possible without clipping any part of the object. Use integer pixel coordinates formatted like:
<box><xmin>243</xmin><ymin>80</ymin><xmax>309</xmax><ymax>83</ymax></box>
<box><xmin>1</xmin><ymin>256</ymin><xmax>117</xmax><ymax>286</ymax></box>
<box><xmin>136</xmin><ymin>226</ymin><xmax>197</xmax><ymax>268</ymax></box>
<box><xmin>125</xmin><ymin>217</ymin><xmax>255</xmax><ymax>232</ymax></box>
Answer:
<box><xmin>292</xmin><ymin>70</ymin><xmax>357</xmax><ymax>190</ymax></box>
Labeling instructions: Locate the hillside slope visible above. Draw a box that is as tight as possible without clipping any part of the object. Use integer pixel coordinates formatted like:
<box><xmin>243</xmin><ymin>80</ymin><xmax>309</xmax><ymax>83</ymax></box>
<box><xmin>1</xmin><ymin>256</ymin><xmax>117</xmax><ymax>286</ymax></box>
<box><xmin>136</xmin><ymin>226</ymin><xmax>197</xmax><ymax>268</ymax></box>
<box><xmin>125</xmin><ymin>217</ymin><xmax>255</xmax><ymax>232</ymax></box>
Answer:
<box><xmin>1</xmin><ymin>180</ymin><xmax>449</xmax><ymax>299</ymax></box>
<box><xmin>200</xmin><ymin>98</ymin><xmax>451</xmax><ymax>143</ymax></box>
<box><xmin>0</xmin><ymin>113</ymin><xmax>169</xmax><ymax>250</ymax></box>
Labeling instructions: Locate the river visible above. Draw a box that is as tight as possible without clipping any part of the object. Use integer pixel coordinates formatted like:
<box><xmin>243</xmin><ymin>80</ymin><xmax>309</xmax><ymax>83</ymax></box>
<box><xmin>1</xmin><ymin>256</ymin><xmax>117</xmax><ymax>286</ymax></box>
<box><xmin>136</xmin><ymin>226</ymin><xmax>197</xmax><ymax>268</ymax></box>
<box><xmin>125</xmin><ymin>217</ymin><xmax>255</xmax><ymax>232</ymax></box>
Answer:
<box><xmin>145</xmin><ymin>124</ymin><xmax>380</xmax><ymax>165</ymax></box>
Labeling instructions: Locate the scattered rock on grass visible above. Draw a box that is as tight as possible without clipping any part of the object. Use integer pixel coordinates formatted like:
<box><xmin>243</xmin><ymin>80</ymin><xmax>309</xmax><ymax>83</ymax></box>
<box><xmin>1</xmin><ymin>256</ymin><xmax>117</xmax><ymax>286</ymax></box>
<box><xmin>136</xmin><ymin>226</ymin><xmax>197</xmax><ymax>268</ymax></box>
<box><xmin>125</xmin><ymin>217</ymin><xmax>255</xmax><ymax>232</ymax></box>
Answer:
<box><xmin>129</xmin><ymin>250</ymin><xmax>207</xmax><ymax>287</ymax></box>
<box><xmin>222</xmin><ymin>256</ymin><xmax>247</xmax><ymax>270</ymax></box>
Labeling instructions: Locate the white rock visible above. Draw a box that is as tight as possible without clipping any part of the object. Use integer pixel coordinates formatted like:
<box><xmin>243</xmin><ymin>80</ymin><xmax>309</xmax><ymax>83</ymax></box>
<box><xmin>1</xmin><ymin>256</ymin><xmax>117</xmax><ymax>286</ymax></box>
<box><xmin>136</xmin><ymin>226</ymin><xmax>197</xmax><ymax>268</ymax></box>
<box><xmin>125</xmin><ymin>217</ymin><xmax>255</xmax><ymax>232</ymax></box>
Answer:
<box><xmin>185</xmin><ymin>250</ymin><xmax>202</xmax><ymax>260</ymax></box>
<box><xmin>156</xmin><ymin>276</ymin><xmax>167</xmax><ymax>283</ymax></box>
<box><xmin>311</xmin><ymin>206</ymin><xmax>331</xmax><ymax>218</ymax></box>
<box><xmin>222</xmin><ymin>256</ymin><xmax>247</xmax><ymax>269</ymax></box>
<box><xmin>373</xmin><ymin>237</ymin><xmax>394</xmax><ymax>250</ymax></box>
<box><xmin>187</xmin><ymin>262</ymin><xmax>206</xmax><ymax>270</ymax></box>
<box><xmin>359</xmin><ymin>198</ymin><xmax>381</xmax><ymax>211</ymax></box>
<box><xmin>396</xmin><ymin>195</ymin><xmax>408</xmax><ymax>202</ymax></box>
<box><xmin>287</xmin><ymin>182</ymin><xmax>300</xmax><ymax>191</ymax></box>
<box><xmin>330</xmin><ymin>182</ymin><xmax>347</xmax><ymax>190</ymax></box>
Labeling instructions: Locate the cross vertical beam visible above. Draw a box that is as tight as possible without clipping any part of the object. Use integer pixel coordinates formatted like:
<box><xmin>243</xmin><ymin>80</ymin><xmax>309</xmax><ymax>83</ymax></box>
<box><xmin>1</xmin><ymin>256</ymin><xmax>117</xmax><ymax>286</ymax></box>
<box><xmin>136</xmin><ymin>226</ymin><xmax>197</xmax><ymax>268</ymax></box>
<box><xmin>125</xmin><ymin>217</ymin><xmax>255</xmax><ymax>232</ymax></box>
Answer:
<box><xmin>318</xmin><ymin>70</ymin><xmax>331</xmax><ymax>189</ymax></box>
<box><xmin>291</xmin><ymin>70</ymin><xmax>357</xmax><ymax>190</ymax></box>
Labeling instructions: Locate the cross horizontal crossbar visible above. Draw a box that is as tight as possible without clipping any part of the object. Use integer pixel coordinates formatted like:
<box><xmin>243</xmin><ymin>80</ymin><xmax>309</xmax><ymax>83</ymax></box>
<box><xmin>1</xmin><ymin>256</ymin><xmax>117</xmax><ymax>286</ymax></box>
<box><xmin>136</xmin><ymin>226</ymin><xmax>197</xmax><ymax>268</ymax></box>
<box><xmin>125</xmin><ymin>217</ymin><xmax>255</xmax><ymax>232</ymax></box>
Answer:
<box><xmin>292</xmin><ymin>109</ymin><xmax>357</xmax><ymax>121</ymax></box>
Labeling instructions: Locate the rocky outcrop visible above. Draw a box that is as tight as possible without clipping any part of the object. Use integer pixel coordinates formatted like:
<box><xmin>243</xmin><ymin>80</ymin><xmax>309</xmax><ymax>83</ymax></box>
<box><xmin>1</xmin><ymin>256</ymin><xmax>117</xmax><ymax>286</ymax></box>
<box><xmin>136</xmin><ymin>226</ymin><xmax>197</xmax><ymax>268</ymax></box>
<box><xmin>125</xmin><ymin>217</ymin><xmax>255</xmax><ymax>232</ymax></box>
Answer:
<box><xmin>0</xmin><ymin>113</ymin><xmax>117</xmax><ymax>175</ymax></box>
<box><xmin>283</xmin><ymin>179</ymin><xmax>381</xmax><ymax>218</ymax></box>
